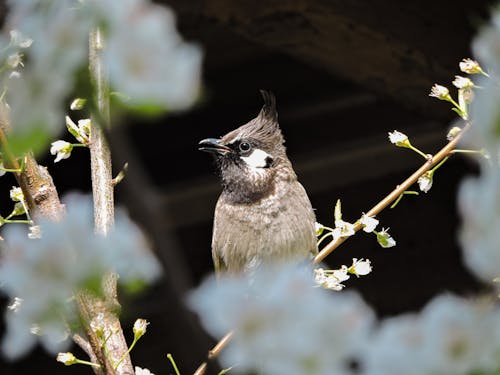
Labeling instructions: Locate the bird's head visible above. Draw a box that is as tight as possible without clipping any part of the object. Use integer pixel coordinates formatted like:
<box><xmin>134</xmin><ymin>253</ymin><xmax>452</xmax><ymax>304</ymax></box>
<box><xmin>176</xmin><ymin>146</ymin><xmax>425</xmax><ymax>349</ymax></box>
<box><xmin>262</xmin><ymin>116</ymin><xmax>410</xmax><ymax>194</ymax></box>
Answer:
<box><xmin>199</xmin><ymin>90</ymin><xmax>294</xmax><ymax>203</ymax></box>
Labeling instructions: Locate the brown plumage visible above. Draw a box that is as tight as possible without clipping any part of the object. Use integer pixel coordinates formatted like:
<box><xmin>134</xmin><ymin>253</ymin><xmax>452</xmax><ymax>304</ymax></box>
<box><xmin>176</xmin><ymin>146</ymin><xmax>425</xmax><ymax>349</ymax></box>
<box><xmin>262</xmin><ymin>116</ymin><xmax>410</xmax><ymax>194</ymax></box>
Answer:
<box><xmin>199</xmin><ymin>90</ymin><xmax>318</xmax><ymax>275</ymax></box>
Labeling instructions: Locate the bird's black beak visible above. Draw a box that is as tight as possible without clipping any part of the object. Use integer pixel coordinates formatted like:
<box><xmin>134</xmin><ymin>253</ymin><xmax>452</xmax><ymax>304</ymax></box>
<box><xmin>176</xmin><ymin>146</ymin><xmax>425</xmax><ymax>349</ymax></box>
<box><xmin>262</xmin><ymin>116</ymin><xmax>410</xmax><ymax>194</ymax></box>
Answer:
<box><xmin>198</xmin><ymin>138</ymin><xmax>232</xmax><ymax>155</ymax></box>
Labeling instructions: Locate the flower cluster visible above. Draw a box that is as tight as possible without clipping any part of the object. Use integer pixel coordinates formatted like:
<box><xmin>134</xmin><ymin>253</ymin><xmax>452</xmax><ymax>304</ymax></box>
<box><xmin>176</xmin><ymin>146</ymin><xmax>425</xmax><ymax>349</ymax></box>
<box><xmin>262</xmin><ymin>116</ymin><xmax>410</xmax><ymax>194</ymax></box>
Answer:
<box><xmin>189</xmin><ymin>263</ymin><xmax>375</xmax><ymax>375</ymax></box>
<box><xmin>190</xmin><ymin>263</ymin><xmax>500</xmax><ymax>375</ymax></box>
<box><xmin>0</xmin><ymin>193</ymin><xmax>162</xmax><ymax>359</ymax></box>
<box><xmin>2</xmin><ymin>0</ymin><xmax>202</xmax><ymax>152</ymax></box>
<box><xmin>314</xmin><ymin>258</ymin><xmax>372</xmax><ymax>291</ymax></box>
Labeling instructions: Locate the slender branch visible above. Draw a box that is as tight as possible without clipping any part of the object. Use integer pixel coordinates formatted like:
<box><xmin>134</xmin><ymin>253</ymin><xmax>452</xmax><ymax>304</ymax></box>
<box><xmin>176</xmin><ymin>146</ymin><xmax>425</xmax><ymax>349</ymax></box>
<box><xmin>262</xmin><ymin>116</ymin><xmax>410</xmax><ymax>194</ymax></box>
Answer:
<box><xmin>313</xmin><ymin>122</ymin><xmax>471</xmax><ymax>264</ymax></box>
<box><xmin>89</xmin><ymin>27</ymin><xmax>114</xmax><ymax>235</ymax></box>
<box><xmin>193</xmin><ymin>331</ymin><xmax>234</xmax><ymax>375</ymax></box>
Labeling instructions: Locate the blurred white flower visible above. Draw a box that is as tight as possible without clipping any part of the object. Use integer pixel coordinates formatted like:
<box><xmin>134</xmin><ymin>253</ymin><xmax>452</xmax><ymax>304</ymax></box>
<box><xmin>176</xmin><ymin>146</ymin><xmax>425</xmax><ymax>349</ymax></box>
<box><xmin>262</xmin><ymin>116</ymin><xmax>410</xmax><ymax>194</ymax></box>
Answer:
<box><xmin>458</xmin><ymin>168</ymin><xmax>500</xmax><ymax>283</ymax></box>
<box><xmin>419</xmin><ymin>294</ymin><xmax>500</xmax><ymax>374</ymax></box>
<box><xmin>0</xmin><ymin>193</ymin><xmax>162</xmax><ymax>359</ymax></box>
<box><xmin>50</xmin><ymin>140</ymin><xmax>73</xmax><ymax>162</ymax></box>
<box><xmin>473</xmin><ymin>17</ymin><xmax>500</xmax><ymax>73</ymax></box>
<box><xmin>95</xmin><ymin>0</ymin><xmax>202</xmax><ymax>110</ymax></box>
<box><xmin>6</xmin><ymin>52</ymin><xmax>23</xmax><ymax>68</ymax></box>
<box><xmin>429</xmin><ymin>84</ymin><xmax>450</xmax><ymax>100</ymax></box>
<box><xmin>417</xmin><ymin>171</ymin><xmax>433</xmax><ymax>193</ymax></box>
<box><xmin>5</xmin><ymin>1</ymin><xmax>91</xmax><ymax>138</ymax></box>
<box><xmin>363</xmin><ymin>314</ymin><xmax>426</xmax><ymax>375</ymax></box>
<box><xmin>459</xmin><ymin>58</ymin><xmax>484</xmax><ymax>75</ymax></box>
<box><xmin>9</xmin><ymin>29</ymin><xmax>33</xmax><ymax>49</ymax></box>
<box><xmin>0</xmin><ymin>163</ymin><xmax>6</xmax><ymax>177</ymax></box>
<box><xmin>452</xmin><ymin>75</ymin><xmax>474</xmax><ymax>89</ymax></box>
<box><xmin>359</xmin><ymin>213</ymin><xmax>378</xmax><ymax>233</ymax></box>
<box><xmin>464</xmin><ymin>76</ymin><xmax>500</xmax><ymax>157</ymax></box>
<box><xmin>189</xmin><ymin>263</ymin><xmax>375</xmax><ymax>375</ymax></box>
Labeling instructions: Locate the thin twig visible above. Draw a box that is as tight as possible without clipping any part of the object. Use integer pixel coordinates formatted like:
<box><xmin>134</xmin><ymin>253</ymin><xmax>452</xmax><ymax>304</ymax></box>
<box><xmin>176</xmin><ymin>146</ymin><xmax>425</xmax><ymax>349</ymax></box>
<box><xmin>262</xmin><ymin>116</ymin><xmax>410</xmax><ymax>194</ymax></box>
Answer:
<box><xmin>193</xmin><ymin>331</ymin><xmax>234</xmax><ymax>375</ymax></box>
<box><xmin>314</xmin><ymin>122</ymin><xmax>471</xmax><ymax>264</ymax></box>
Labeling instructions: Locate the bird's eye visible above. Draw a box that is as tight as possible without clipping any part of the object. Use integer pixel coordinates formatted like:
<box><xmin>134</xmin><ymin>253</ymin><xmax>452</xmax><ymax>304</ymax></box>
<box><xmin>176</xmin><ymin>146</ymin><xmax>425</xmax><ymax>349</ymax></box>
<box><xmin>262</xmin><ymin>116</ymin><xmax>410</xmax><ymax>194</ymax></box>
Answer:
<box><xmin>239</xmin><ymin>142</ymin><xmax>252</xmax><ymax>152</ymax></box>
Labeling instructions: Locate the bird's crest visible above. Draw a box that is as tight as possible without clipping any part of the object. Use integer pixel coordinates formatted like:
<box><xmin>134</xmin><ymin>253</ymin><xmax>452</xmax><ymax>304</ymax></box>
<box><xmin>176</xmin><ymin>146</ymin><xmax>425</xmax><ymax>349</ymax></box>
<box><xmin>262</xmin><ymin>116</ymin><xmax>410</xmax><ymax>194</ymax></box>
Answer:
<box><xmin>258</xmin><ymin>90</ymin><xmax>278</xmax><ymax>122</ymax></box>
<box><xmin>222</xmin><ymin>90</ymin><xmax>284</xmax><ymax>147</ymax></box>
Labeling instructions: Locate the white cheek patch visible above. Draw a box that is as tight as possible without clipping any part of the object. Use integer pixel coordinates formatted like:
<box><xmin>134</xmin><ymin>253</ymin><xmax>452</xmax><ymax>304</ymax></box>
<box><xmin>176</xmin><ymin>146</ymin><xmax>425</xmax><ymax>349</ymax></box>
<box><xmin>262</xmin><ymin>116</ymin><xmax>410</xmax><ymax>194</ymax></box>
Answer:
<box><xmin>240</xmin><ymin>149</ymin><xmax>272</xmax><ymax>169</ymax></box>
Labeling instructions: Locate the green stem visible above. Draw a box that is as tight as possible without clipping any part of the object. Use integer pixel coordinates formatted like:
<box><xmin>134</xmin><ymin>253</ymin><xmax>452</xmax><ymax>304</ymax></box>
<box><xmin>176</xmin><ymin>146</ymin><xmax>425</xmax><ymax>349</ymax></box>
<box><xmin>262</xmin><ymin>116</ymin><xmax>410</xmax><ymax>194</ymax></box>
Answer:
<box><xmin>390</xmin><ymin>190</ymin><xmax>419</xmax><ymax>209</ymax></box>
<box><xmin>167</xmin><ymin>353</ymin><xmax>181</xmax><ymax>375</ymax></box>
<box><xmin>114</xmin><ymin>337</ymin><xmax>138</xmax><ymax>370</ymax></box>
<box><xmin>407</xmin><ymin>144</ymin><xmax>430</xmax><ymax>160</ymax></box>
<box><xmin>2</xmin><ymin>219</ymin><xmax>32</xmax><ymax>224</ymax></box>
<box><xmin>430</xmin><ymin>156</ymin><xmax>449</xmax><ymax>173</ymax></box>
<box><xmin>317</xmin><ymin>232</ymin><xmax>333</xmax><ymax>248</ymax></box>
<box><xmin>75</xmin><ymin>359</ymin><xmax>101</xmax><ymax>368</ymax></box>
<box><xmin>451</xmin><ymin>149</ymin><xmax>485</xmax><ymax>155</ymax></box>
<box><xmin>72</xmin><ymin>143</ymin><xmax>88</xmax><ymax>148</ymax></box>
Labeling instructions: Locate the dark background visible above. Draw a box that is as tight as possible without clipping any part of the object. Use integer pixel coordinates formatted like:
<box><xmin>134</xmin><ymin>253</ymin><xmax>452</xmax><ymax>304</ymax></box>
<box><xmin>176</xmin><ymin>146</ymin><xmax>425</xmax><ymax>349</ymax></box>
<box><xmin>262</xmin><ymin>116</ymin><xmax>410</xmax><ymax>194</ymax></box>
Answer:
<box><xmin>1</xmin><ymin>1</ymin><xmax>496</xmax><ymax>374</ymax></box>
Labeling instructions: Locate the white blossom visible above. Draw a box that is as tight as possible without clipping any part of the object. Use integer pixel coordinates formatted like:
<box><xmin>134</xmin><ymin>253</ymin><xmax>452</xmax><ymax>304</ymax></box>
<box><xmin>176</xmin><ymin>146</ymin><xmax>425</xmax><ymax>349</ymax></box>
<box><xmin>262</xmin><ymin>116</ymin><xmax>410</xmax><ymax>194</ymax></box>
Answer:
<box><xmin>452</xmin><ymin>75</ymin><xmax>474</xmax><ymax>89</ymax></box>
<box><xmin>349</xmin><ymin>258</ymin><xmax>372</xmax><ymax>276</ymax></box>
<box><xmin>135</xmin><ymin>367</ymin><xmax>155</xmax><ymax>375</ymax></box>
<box><xmin>314</xmin><ymin>222</ymin><xmax>324</xmax><ymax>236</ymax></box>
<box><xmin>50</xmin><ymin>140</ymin><xmax>73</xmax><ymax>163</ymax></box>
<box><xmin>459</xmin><ymin>58</ymin><xmax>483</xmax><ymax>74</ymax></box>
<box><xmin>0</xmin><ymin>193</ymin><xmax>162</xmax><ymax>359</ymax></box>
<box><xmin>429</xmin><ymin>84</ymin><xmax>450</xmax><ymax>100</ymax></box>
<box><xmin>359</xmin><ymin>213</ymin><xmax>378</xmax><ymax>233</ymax></box>
<box><xmin>9</xmin><ymin>186</ymin><xmax>23</xmax><ymax>202</ymax></box>
<box><xmin>332</xmin><ymin>219</ymin><xmax>355</xmax><ymax>241</ymax></box>
<box><xmin>388</xmin><ymin>130</ymin><xmax>410</xmax><ymax>147</ymax></box>
<box><xmin>189</xmin><ymin>263</ymin><xmax>375</xmax><ymax>375</ymax></box>
<box><xmin>65</xmin><ymin>116</ymin><xmax>90</xmax><ymax>144</ymax></box>
<box><xmin>417</xmin><ymin>171</ymin><xmax>433</xmax><ymax>193</ymax></box>
<box><xmin>375</xmin><ymin>228</ymin><xmax>396</xmax><ymax>248</ymax></box>
<box><xmin>314</xmin><ymin>267</ymin><xmax>349</xmax><ymax>291</ymax></box>
<box><xmin>56</xmin><ymin>352</ymin><xmax>77</xmax><ymax>366</ymax></box>
<box><xmin>133</xmin><ymin>318</ymin><xmax>149</xmax><ymax>339</ymax></box>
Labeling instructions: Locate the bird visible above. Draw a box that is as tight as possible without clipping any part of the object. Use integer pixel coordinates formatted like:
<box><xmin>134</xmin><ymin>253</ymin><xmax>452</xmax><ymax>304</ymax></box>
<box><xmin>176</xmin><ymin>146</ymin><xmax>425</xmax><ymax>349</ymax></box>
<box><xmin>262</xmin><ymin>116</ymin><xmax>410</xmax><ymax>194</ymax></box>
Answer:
<box><xmin>198</xmin><ymin>90</ymin><xmax>318</xmax><ymax>275</ymax></box>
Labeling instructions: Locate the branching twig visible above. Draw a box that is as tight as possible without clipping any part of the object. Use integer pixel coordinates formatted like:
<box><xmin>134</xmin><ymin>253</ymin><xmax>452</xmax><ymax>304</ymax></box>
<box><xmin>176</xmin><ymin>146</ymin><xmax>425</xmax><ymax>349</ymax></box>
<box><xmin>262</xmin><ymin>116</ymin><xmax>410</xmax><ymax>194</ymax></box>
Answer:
<box><xmin>193</xmin><ymin>331</ymin><xmax>234</xmax><ymax>375</ymax></box>
<box><xmin>314</xmin><ymin>121</ymin><xmax>470</xmax><ymax>263</ymax></box>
